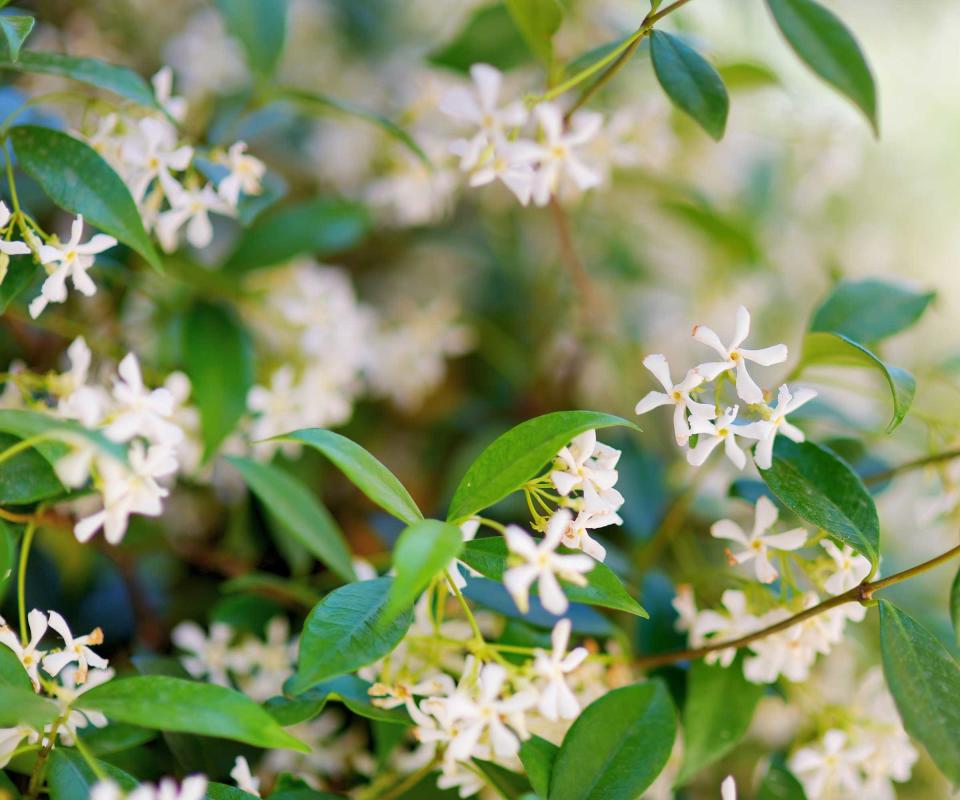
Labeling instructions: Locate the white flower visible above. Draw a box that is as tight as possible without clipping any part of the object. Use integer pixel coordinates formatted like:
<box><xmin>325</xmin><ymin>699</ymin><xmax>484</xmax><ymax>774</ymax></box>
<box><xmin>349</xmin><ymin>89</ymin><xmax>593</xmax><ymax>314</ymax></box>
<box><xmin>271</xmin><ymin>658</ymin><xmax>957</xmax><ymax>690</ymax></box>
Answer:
<box><xmin>503</xmin><ymin>510</ymin><xmax>595</xmax><ymax>616</ymax></box>
<box><xmin>230</xmin><ymin>756</ymin><xmax>260</xmax><ymax>796</ymax></box>
<box><xmin>91</xmin><ymin>775</ymin><xmax>208</xmax><ymax>800</ymax></box>
<box><xmin>533</xmin><ymin>619</ymin><xmax>588</xmax><ymax>721</ymax></box>
<box><xmin>41</xmin><ymin>610</ymin><xmax>108</xmax><ymax>684</ymax></box>
<box><xmin>171</xmin><ymin>621</ymin><xmax>235</xmax><ymax>687</ymax></box>
<box><xmin>691</xmin><ymin>590</ymin><xmax>759</xmax><ymax>667</ymax></box>
<box><xmin>710</xmin><ymin>496</ymin><xmax>807</xmax><ymax>584</ymax></box>
<box><xmin>29</xmin><ymin>215</ymin><xmax>117</xmax><ymax>318</ymax></box>
<box><xmin>750</xmin><ymin>384</ymin><xmax>817</xmax><ymax>469</ymax></box>
<box><xmin>790</xmin><ymin>729</ymin><xmax>872</xmax><ymax>799</ymax></box>
<box><xmin>0</xmin><ymin>201</ymin><xmax>30</xmax><ymax>256</ymax></box>
<box><xmin>550</xmin><ymin>429</ymin><xmax>624</xmax><ymax>514</ymax></box>
<box><xmin>156</xmin><ymin>182</ymin><xmax>232</xmax><ymax>252</ymax></box>
<box><xmin>821</xmin><ymin>540</ymin><xmax>872</xmax><ymax>596</ymax></box>
<box><xmin>635</xmin><ymin>354</ymin><xmax>716</xmax><ymax>445</ymax></box>
<box><xmin>687</xmin><ymin>406</ymin><xmax>762</xmax><ymax>470</ymax></box>
<box><xmin>530</xmin><ymin>103</ymin><xmax>603</xmax><ymax>206</ymax></box>
<box><xmin>692</xmin><ymin>306</ymin><xmax>788</xmax><ymax>404</ymax></box>
<box><xmin>446</xmin><ymin>519</ymin><xmax>480</xmax><ymax>589</ymax></box>
<box><xmin>122</xmin><ymin>117</ymin><xmax>194</xmax><ymax>203</ymax></box>
<box><xmin>559</xmin><ymin>508</ymin><xmax>616</xmax><ymax>562</ymax></box>
<box><xmin>55</xmin><ymin>336</ymin><xmax>107</xmax><ymax>429</ymax></box>
<box><xmin>0</xmin><ymin>609</ymin><xmax>48</xmax><ymax>689</ymax></box>
<box><xmin>461</xmin><ymin>138</ymin><xmax>540</xmax><ymax>206</ymax></box>
<box><xmin>216</xmin><ymin>141</ymin><xmax>266</xmax><ymax>207</ymax></box>
<box><xmin>721</xmin><ymin>776</ymin><xmax>737</xmax><ymax>800</ymax></box>
<box><xmin>49</xmin><ymin>665</ymin><xmax>114</xmax><ymax>743</ymax></box>
<box><xmin>671</xmin><ymin>584</ymin><xmax>698</xmax><ymax>636</ymax></box>
<box><xmin>370</xmin><ymin>674</ymin><xmax>456</xmax><ymax>716</ymax></box>
<box><xmin>152</xmin><ymin>66</ymin><xmax>188</xmax><ymax>122</ymax></box>
<box><xmin>0</xmin><ymin>725</ymin><xmax>34</xmax><ymax>768</ymax></box>
<box><xmin>106</xmin><ymin>353</ymin><xmax>184</xmax><ymax>446</ymax></box>
<box><xmin>234</xmin><ymin>616</ymin><xmax>297</xmax><ymax>702</ymax></box>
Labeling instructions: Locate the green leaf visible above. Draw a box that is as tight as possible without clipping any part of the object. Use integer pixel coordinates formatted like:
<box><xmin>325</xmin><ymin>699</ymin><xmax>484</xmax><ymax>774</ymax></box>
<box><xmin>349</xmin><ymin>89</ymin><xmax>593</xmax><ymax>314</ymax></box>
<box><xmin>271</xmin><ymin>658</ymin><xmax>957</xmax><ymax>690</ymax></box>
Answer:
<box><xmin>207</xmin><ymin>785</ymin><xmax>260</xmax><ymax>800</ymax></box>
<box><xmin>759</xmin><ymin>438</ymin><xmax>879</xmax><ymax>567</ymax></box>
<box><xmin>0</xmin><ymin>51</ymin><xmax>160</xmax><ymax>109</ymax></box>
<box><xmin>879</xmin><ymin>600</ymin><xmax>960</xmax><ymax>784</ymax></box>
<box><xmin>268</xmin><ymin>674</ymin><xmax>410</xmax><ymax>727</ymax></box>
<box><xmin>459</xmin><ymin>537</ymin><xmax>647</xmax><ymax>617</ymax></box>
<box><xmin>717</xmin><ymin>61</ymin><xmax>781</xmax><ymax>91</ymax></box>
<box><xmin>447</xmin><ymin>410</ymin><xmax>638</xmax><ymax>523</ymax></box>
<box><xmin>0</xmin><ymin>431</ymin><xmax>63</xmax><ymax>504</ymax></box>
<box><xmin>216</xmin><ymin>0</ymin><xmax>287</xmax><ymax>77</ymax></box>
<box><xmin>0</xmin><ymin>254</ymin><xmax>37</xmax><ymax>313</ymax></box>
<box><xmin>9</xmin><ymin>126</ymin><xmax>160</xmax><ymax>269</ymax></box>
<box><xmin>677</xmin><ymin>657</ymin><xmax>765</xmax><ymax>782</ymax></box>
<box><xmin>0</xmin><ymin>519</ymin><xmax>14</xmax><ymax>603</ymax></box>
<box><xmin>429</xmin><ymin>3</ymin><xmax>533</xmax><ymax>73</ymax></box>
<box><xmin>765</xmin><ymin>0</ymin><xmax>877</xmax><ymax>133</ymax></box>
<box><xmin>227</xmin><ymin>456</ymin><xmax>355</xmax><ymax>582</ymax></box>
<box><xmin>0</xmin><ymin>409</ymin><xmax>127</xmax><ymax>463</ymax></box>
<box><xmin>549</xmin><ymin>680</ymin><xmax>676</xmax><ymax>800</ymax></box>
<box><xmin>951</xmin><ymin>566</ymin><xmax>960</xmax><ymax>645</ymax></box>
<box><xmin>275</xmin><ymin>429</ymin><xmax>422</xmax><ymax>526</ymax></box>
<box><xmin>504</xmin><ymin>0</ymin><xmax>562</xmax><ymax>65</ymax></box>
<box><xmin>182</xmin><ymin>301</ymin><xmax>253</xmax><ymax>458</ymax></box>
<box><xmin>520</xmin><ymin>735</ymin><xmax>558</xmax><ymax>798</ymax></box>
<box><xmin>46</xmin><ymin>749</ymin><xmax>139</xmax><ymax>800</ymax></box>
<box><xmin>0</xmin><ymin>643</ymin><xmax>30</xmax><ymax>689</ymax></box>
<box><xmin>810</xmin><ymin>278</ymin><xmax>935</xmax><ymax>343</ymax></box>
<box><xmin>0</xmin><ymin>684</ymin><xmax>60</xmax><ymax>727</ymax></box>
<box><xmin>757</xmin><ymin>762</ymin><xmax>808</xmax><ymax>800</ymax></box>
<box><xmin>564</xmin><ymin>35</ymin><xmax>633</xmax><ymax>78</ymax></box>
<box><xmin>0</xmin><ymin>15</ymin><xmax>35</xmax><ymax>61</ymax></box>
<box><xmin>288</xmin><ymin>578</ymin><xmax>414</xmax><ymax>694</ymax></box>
<box><xmin>472</xmin><ymin>759</ymin><xmax>534</xmax><ymax>799</ymax></box>
<box><xmin>79</xmin><ymin>722</ymin><xmax>156</xmax><ymax>756</ymax></box>
<box><xmin>796</xmin><ymin>331</ymin><xmax>915</xmax><ymax>432</ymax></box>
<box><xmin>385</xmin><ymin>520</ymin><xmax>463</xmax><ymax>621</ymax></box>
<box><xmin>75</xmin><ymin>675</ymin><xmax>309</xmax><ymax>752</ymax></box>
<box><xmin>650</xmin><ymin>30</ymin><xmax>729</xmax><ymax>141</ymax></box>
<box><xmin>223</xmin><ymin>196</ymin><xmax>369</xmax><ymax>272</ymax></box>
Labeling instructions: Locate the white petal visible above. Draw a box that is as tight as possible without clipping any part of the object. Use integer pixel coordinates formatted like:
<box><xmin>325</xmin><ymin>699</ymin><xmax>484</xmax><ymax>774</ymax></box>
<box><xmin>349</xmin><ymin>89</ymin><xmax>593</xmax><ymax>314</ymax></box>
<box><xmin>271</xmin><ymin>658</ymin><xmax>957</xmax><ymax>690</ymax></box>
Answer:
<box><xmin>740</xmin><ymin>344</ymin><xmax>788</xmax><ymax>366</ymax></box>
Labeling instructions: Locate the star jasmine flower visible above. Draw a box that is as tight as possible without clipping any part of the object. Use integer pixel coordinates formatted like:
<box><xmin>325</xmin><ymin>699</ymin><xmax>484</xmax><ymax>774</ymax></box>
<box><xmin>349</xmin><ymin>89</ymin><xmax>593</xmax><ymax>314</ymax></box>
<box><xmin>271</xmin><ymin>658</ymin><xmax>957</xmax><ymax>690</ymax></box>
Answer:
<box><xmin>789</xmin><ymin>729</ymin><xmax>872</xmax><ymax>799</ymax></box>
<box><xmin>559</xmin><ymin>508</ymin><xmax>616</xmax><ymax>562</ymax></box>
<box><xmin>0</xmin><ymin>609</ymin><xmax>49</xmax><ymax>689</ymax></box>
<box><xmin>635</xmin><ymin>353</ymin><xmax>716</xmax><ymax>445</ymax></box>
<box><xmin>370</xmin><ymin>674</ymin><xmax>456</xmax><ymax>715</ymax></box>
<box><xmin>106</xmin><ymin>353</ymin><xmax>184</xmax><ymax>446</ymax></box>
<box><xmin>41</xmin><ymin>611</ymin><xmax>108</xmax><ymax>684</ymax></box>
<box><xmin>29</xmin><ymin>215</ymin><xmax>117</xmax><ymax>319</ymax></box>
<box><xmin>687</xmin><ymin>406</ymin><xmax>762</xmax><ymax>470</ymax></box>
<box><xmin>721</xmin><ymin>776</ymin><xmax>737</xmax><ymax>800</ymax></box>
<box><xmin>692</xmin><ymin>590</ymin><xmax>760</xmax><ymax>667</ymax></box>
<box><xmin>156</xmin><ymin>181</ymin><xmax>232</xmax><ymax>252</ymax></box>
<box><xmin>171</xmin><ymin>620</ymin><xmax>235</xmax><ymax>686</ymax></box>
<box><xmin>530</xmin><ymin>102</ymin><xmax>603</xmax><ymax>206</ymax></box>
<box><xmin>152</xmin><ymin>66</ymin><xmax>188</xmax><ymax>122</ymax></box>
<box><xmin>503</xmin><ymin>510</ymin><xmax>595</xmax><ymax>616</ymax></box>
<box><xmin>230</xmin><ymin>756</ymin><xmax>261</xmax><ymax>796</ymax></box>
<box><xmin>91</xmin><ymin>776</ymin><xmax>208</xmax><ymax>800</ymax></box>
<box><xmin>55</xmin><ymin>337</ymin><xmax>107</xmax><ymax>428</ymax></box>
<box><xmin>821</xmin><ymin>540</ymin><xmax>872</xmax><ymax>595</ymax></box>
<box><xmin>550</xmin><ymin>429</ymin><xmax>624</xmax><ymax>514</ymax></box>
<box><xmin>122</xmin><ymin>116</ymin><xmax>194</xmax><ymax>203</ymax></box>
<box><xmin>671</xmin><ymin>584</ymin><xmax>699</xmax><ymax>638</ymax></box>
<box><xmin>216</xmin><ymin>141</ymin><xmax>266</xmax><ymax>207</ymax></box>
<box><xmin>446</xmin><ymin>519</ymin><xmax>480</xmax><ymax>589</ymax></box>
<box><xmin>710</xmin><ymin>496</ymin><xmax>807</xmax><ymax>584</ymax></box>
<box><xmin>460</xmin><ymin>138</ymin><xmax>540</xmax><ymax>205</ymax></box>
<box><xmin>692</xmin><ymin>306</ymin><xmax>788</xmax><ymax>404</ymax></box>
<box><xmin>750</xmin><ymin>384</ymin><xmax>818</xmax><ymax>469</ymax></box>
<box><xmin>0</xmin><ymin>201</ymin><xmax>30</xmax><ymax>260</ymax></box>
<box><xmin>533</xmin><ymin>619</ymin><xmax>588</xmax><ymax>721</ymax></box>
<box><xmin>0</xmin><ymin>725</ymin><xmax>34</xmax><ymax>768</ymax></box>
<box><xmin>49</xmin><ymin>665</ymin><xmax>114</xmax><ymax>743</ymax></box>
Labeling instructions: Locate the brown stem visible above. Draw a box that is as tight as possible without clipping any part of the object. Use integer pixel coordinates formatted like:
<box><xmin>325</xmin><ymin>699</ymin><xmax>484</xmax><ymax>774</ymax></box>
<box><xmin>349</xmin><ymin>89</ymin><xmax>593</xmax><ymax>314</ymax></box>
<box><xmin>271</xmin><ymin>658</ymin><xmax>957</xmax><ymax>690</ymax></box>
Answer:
<box><xmin>548</xmin><ymin>196</ymin><xmax>598</xmax><ymax>324</ymax></box>
<box><xmin>864</xmin><ymin>447</ymin><xmax>960</xmax><ymax>486</ymax></box>
<box><xmin>636</xmin><ymin>542</ymin><xmax>960</xmax><ymax>669</ymax></box>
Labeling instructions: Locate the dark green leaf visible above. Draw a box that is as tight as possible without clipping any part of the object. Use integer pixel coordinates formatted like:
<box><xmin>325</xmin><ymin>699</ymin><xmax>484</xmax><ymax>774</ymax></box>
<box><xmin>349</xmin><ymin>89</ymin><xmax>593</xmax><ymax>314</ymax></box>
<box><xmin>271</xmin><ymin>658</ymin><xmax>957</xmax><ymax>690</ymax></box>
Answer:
<box><xmin>879</xmin><ymin>600</ymin><xmax>960</xmax><ymax>784</ymax></box>
<box><xmin>0</xmin><ymin>684</ymin><xmax>60</xmax><ymax>727</ymax></box>
<box><xmin>216</xmin><ymin>0</ymin><xmax>287</xmax><ymax>77</ymax></box>
<box><xmin>79</xmin><ymin>722</ymin><xmax>156</xmax><ymax>756</ymax></box>
<box><xmin>288</xmin><ymin>578</ymin><xmax>414</xmax><ymax>694</ymax></box>
<box><xmin>765</xmin><ymin>0</ymin><xmax>877</xmax><ymax>132</ymax></box>
<box><xmin>473</xmin><ymin>759</ymin><xmax>534</xmax><ymax>799</ymax></box>
<box><xmin>760</xmin><ymin>438</ymin><xmax>879</xmax><ymax>567</ymax></box>
<box><xmin>951</xmin><ymin>567</ymin><xmax>960</xmax><ymax>645</ymax></box>
<box><xmin>796</xmin><ymin>331</ymin><xmax>915</xmax><ymax>432</ymax></box>
<box><xmin>0</xmin><ymin>254</ymin><xmax>37</xmax><ymax>313</ymax></box>
<box><xmin>0</xmin><ymin>519</ymin><xmax>14</xmax><ymax>603</ymax></box>
<box><xmin>276</xmin><ymin>429</ymin><xmax>422</xmax><ymax>526</ymax></box>
<box><xmin>385</xmin><ymin>520</ymin><xmax>463</xmax><ymax>621</ymax></box>
<box><xmin>0</xmin><ymin>431</ymin><xmax>63</xmax><ymax>504</ymax></box>
<box><xmin>75</xmin><ymin>675</ymin><xmax>308</xmax><ymax>752</ymax></box>
<box><xmin>207</xmin><ymin>784</ymin><xmax>260</xmax><ymax>800</ymax></box>
<box><xmin>429</xmin><ymin>3</ymin><xmax>533</xmax><ymax>73</ymax></box>
<box><xmin>810</xmin><ymin>278</ymin><xmax>935</xmax><ymax>343</ymax></box>
<box><xmin>46</xmin><ymin>749</ymin><xmax>138</xmax><ymax>800</ymax></box>
<box><xmin>0</xmin><ymin>409</ymin><xmax>127</xmax><ymax>463</ymax></box>
<box><xmin>447</xmin><ymin>410</ymin><xmax>638</xmax><ymax>523</ymax></box>
<box><xmin>9</xmin><ymin>126</ymin><xmax>160</xmax><ymax>269</ymax></box>
<box><xmin>549</xmin><ymin>680</ymin><xmax>676</xmax><ymax>800</ymax></box>
<box><xmin>677</xmin><ymin>657</ymin><xmax>765</xmax><ymax>782</ymax></box>
<box><xmin>268</xmin><ymin>674</ymin><xmax>410</xmax><ymax>726</ymax></box>
<box><xmin>757</xmin><ymin>761</ymin><xmax>808</xmax><ymax>800</ymax></box>
<box><xmin>650</xmin><ymin>30</ymin><xmax>728</xmax><ymax>141</ymax></box>
<box><xmin>520</xmin><ymin>735</ymin><xmax>558</xmax><ymax>798</ymax></box>
<box><xmin>505</xmin><ymin>0</ymin><xmax>562</xmax><ymax>65</ymax></box>
<box><xmin>223</xmin><ymin>197</ymin><xmax>369</xmax><ymax>272</ymax></box>
<box><xmin>460</xmin><ymin>537</ymin><xmax>646</xmax><ymax>617</ymax></box>
<box><xmin>0</xmin><ymin>644</ymin><xmax>29</xmax><ymax>690</ymax></box>
<box><xmin>0</xmin><ymin>15</ymin><xmax>35</xmax><ymax>61</ymax></box>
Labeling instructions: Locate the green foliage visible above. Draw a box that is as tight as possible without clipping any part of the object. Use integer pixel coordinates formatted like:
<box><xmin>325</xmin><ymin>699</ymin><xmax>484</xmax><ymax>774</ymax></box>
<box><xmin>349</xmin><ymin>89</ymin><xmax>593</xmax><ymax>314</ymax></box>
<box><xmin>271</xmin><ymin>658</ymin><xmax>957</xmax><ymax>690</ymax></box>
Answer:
<box><xmin>276</xmin><ymin>428</ymin><xmax>423</xmax><ymax>525</ymax></box>
<box><xmin>549</xmin><ymin>680</ymin><xmax>676</xmax><ymax>800</ymax></box>
<box><xmin>519</xmin><ymin>735</ymin><xmax>558</xmax><ymax>798</ymax></box>
<box><xmin>384</xmin><ymin>519</ymin><xmax>464</xmax><ymax>621</ymax></box>
<box><xmin>206</xmin><ymin>785</ymin><xmax>260</xmax><ymax>800</ymax></box>
<box><xmin>810</xmin><ymin>278</ymin><xmax>935</xmax><ymax>343</ymax></box>
<box><xmin>757</xmin><ymin>761</ymin><xmax>807</xmax><ymax>800</ymax></box>
<box><xmin>447</xmin><ymin>411</ymin><xmax>638</xmax><ymax>523</ymax></box>
<box><xmin>0</xmin><ymin>430</ymin><xmax>63</xmax><ymax>504</ymax></box>
<box><xmin>0</xmin><ymin>645</ymin><xmax>30</xmax><ymax>689</ymax></box>
<box><xmin>650</xmin><ymin>30</ymin><xmax>729</xmax><ymax>141</ymax></box>
<box><xmin>0</xmin><ymin>519</ymin><xmax>13</xmax><ymax>602</ymax></box>
<box><xmin>8</xmin><ymin>125</ymin><xmax>160</xmax><ymax>269</ymax></box>
<box><xmin>951</xmin><ymin>566</ymin><xmax>960</xmax><ymax>644</ymax></box>
<box><xmin>473</xmin><ymin>759</ymin><xmax>534</xmax><ymax>798</ymax></box>
<box><xmin>765</xmin><ymin>0</ymin><xmax>877</xmax><ymax>132</ymax></box>
<box><xmin>227</xmin><ymin>456</ymin><xmax>356</xmax><ymax>582</ymax></box>
<box><xmin>879</xmin><ymin>600</ymin><xmax>960</xmax><ymax>784</ymax></box>
<box><xmin>46</xmin><ymin>749</ymin><xmax>139</xmax><ymax>800</ymax></box>
<box><xmin>760</xmin><ymin>438</ymin><xmax>879</xmax><ymax>567</ymax></box>
<box><xmin>0</xmin><ymin>684</ymin><xmax>60</xmax><ymax>727</ymax></box>
<box><xmin>0</xmin><ymin>408</ymin><xmax>126</xmax><ymax>462</ymax></box>
<box><xmin>429</xmin><ymin>3</ymin><xmax>533</xmax><ymax>73</ymax></box>
<box><xmin>505</xmin><ymin>0</ymin><xmax>563</xmax><ymax>66</ymax></box>
<box><xmin>216</xmin><ymin>0</ymin><xmax>287</xmax><ymax>77</ymax></box>
<box><xmin>268</xmin><ymin>674</ymin><xmax>410</xmax><ymax>726</ymax></box>
<box><xmin>0</xmin><ymin>253</ymin><xmax>36</xmax><ymax>312</ymax></box>
<box><xmin>0</xmin><ymin>15</ymin><xmax>35</xmax><ymax>61</ymax></box>
<box><xmin>288</xmin><ymin>578</ymin><xmax>414</xmax><ymax>694</ymax></box>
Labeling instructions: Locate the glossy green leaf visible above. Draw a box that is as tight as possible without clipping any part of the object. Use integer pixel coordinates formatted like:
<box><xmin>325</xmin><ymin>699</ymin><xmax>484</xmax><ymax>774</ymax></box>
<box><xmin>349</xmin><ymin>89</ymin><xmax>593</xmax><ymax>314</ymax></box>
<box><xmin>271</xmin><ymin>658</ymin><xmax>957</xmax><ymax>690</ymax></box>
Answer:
<box><xmin>549</xmin><ymin>680</ymin><xmax>676</xmax><ymax>800</ymax></box>
<box><xmin>520</xmin><ymin>734</ymin><xmax>558</xmax><ymax>798</ymax></box>
<box><xmin>810</xmin><ymin>278</ymin><xmax>935</xmax><ymax>343</ymax></box>
<box><xmin>650</xmin><ymin>30</ymin><xmax>728</xmax><ymax>141</ymax></box>
<box><xmin>275</xmin><ymin>429</ymin><xmax>422</xmax><ymax>526</ymax></box>
<box><xmin>447</xmin><ymin>410</ymin><xmax>638</xmax><ymax>523</ymax></box>
<box><xmin>879</xmin><ymin>600</ymin><xmax>960</xmax><ymax>784</ymax></box>
<box><xmin>0</xmin><ymin>644</ymin><xmax>29</xmax><ymax>690</ymax></box>
<box><xmin>760</xmin><ymin>438</ymin><xmax>879</xmax><ymax>567</ymax></box>
<box><xmin>0</xmin><ymin>431</ymin><xmax>63</xmax><ymax>504</ymax></box>
<box><xmin>385</xmin><ymin>520</ymin><xmax>463</xmax><ymax>621</ymax></box>
<box><xmin>288</xmin><ymin>578</ymin><xmax>414</xmax><ymax>694</ymax></box>
<box><xmin>460</xmin><ymin>537</ymin><xmax>647</xmax><ymax>617</ymax></box>
<box><xmin>216</xmin><ymin>0</ymin><xmax>287</xmax><ymax>77</ymax></box>
<box><xmin>765</xmin><ymin>0</ymin><xmax>877</xmax><ymax>132</ymax></box>
<box><xmin>0</xmin><ymin>51</ymin><xmax>159</xmax><ymax>108</ymax></box>
<box><xmin>0</xmin><ymin>15</ymin><xmax>35</xmax><ymax>61</ymax></box>
<box><xmin>757</xmin><ymin>762</ymin><xmax>807</xmax><ymax>800</ymax></box>
<box><xmin>473</xmin><ymin>759</ymin><xmax>534</xmax><ymax>798</ymax></box>
<box><xmin>46</xmin><ymin>749</ymin><xmax>139</xmax><ymax>800</ymax></box>
<box><xmin>429</xmin><ymin>3</ymin><xmax>533</xmax><ymax>73</ymax></box>
<box><xmin>223</xmin><ymin>196</ymin><xmax>369</xmax><ymax>272</ymax></box>
<box><xmin>796</xmin><ymin>331</ymin><xmax>915</xmax><ymax>432</ymax></box>
<box><xmin>9</xmin><ymin>126</ymin><xmax>160</xmax><ymax>269</ymax></box>
<box><xmin>677</xmin><ymin>657</ymin><xmax>765</xmax><ymax>782</ymax></box>
<box><xmin>183</xmin><ymin>301</ymin><xmax>253</xmax><ymax>458</ymax></box>
<box><xmin>227</xmin><ymin>456</ymin><xmax>355</xmax><ymax>582</ymax></box>
<box><xmin>0</xmin><ymin>254</ymin><xmax>37</xmax><ymax>313</ymax></box>
<box><xmin>75</xmin><ymin>675</ymin><xmax>308</xmax><ymax>752</ymax></box>
<box><xmin>0</xmin><ymin>684</ymin><xmax>60</xmax><ymax>727</ymax></box>
<box><xmin>268</xmin><ymin>674</ymin><xmax>410</xmax><ymax>727</ymax></box>
<box><xmin>206</xmin><ymin>785</ymin><xmax>260</xmax><ymax>800</ymax></box>
<box><xmin>951</xmin><ymin>566</ymin><xmax>960</xmax><ymax>645</ymax></box>
<box><xmin>505</xmin><ymin>0</ymin><xmax>562</xmax><ymax>65</ymax></box>
<box><xmin>0</xmin><ymin>519</ymin><xmax>14</xmax><ymax>603</ymax></box>
<box><xmin>79</xmin><ymin>722</ymin><xmax>156</xmax><ymax>756</ymax></box>
<box><xmin>717</xmin><ymin>61</ymin><xmax>781</xmax><ymax>91</ymax></box>
<box><xmin>0</xmin><ymin>409</ymin><xmax>126</xmax><ymax>470</ymax></box>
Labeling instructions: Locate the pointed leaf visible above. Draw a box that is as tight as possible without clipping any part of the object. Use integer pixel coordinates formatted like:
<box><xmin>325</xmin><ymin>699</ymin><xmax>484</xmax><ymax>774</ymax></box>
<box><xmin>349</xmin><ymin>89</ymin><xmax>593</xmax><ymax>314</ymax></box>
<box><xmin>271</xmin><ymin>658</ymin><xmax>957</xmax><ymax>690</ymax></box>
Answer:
<box><xmin>268</xmin><ymin>674</ymin><xmax>410</xmax><ymax>727</ymax></box>
<box><xmin>810</xmin><ymin>279</ymin><xmax>935</xmax><ymax>343</ymax></box>
<box><xmin>384</xmin><ymin>520</ymin><xmax>463</xmax><ymax>621</ymax></box>
<box><xmin>520</xmin><ymin>735</ymin><xmax>558</xmax><ymax>798</ymax></box>
<box><xmin>505</xmin><ymin>0</ymin><xmax>562</xmax><ymax>65</ymax></box>
<box><xmin>0</xmin><ymin>683</ymin><xmax>60</xmax><ymax>727</ymax></box>
<box><xmin>757</xmin><ymin>762</ymin><xmax>807</xmax><ymax>800</ymax></box>
<box><xmin>429</xmin><ymin>3</ymin><xmax>533</xmax><ymax>73</ymax></box>
<box><xmin>0</xmin><ymin>430</ymin><xmax>63</xmax><ymax>504</ymax></box>
<box><xmin>0</xmin><ymin>15</ymin><xmax>34</xmax><ymax>61</ymax></box>
<box><xmin>216</xmin><ymin>0</ymin><xmax>287</xmax><ymax>77</ymax></box>
<box><xmin>46</xmin><ymin>749</ymin><xmax>139</xmax><ymax>800</ymax></box>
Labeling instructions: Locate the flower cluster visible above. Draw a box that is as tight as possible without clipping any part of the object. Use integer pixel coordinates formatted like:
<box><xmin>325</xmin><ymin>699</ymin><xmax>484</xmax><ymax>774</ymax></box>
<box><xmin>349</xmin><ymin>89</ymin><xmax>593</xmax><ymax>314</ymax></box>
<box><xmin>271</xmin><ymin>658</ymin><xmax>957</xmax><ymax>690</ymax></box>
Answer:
<box><xmin>635</xmin><ymin>305</ymin><xmax>816</xmax><ymax>470</ymax></box>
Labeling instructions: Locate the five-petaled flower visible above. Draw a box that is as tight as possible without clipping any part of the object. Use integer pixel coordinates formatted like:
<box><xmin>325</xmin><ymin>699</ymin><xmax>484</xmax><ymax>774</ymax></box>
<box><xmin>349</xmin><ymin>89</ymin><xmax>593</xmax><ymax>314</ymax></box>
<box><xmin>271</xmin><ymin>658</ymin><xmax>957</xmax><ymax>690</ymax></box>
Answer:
<box><xmin>711</xmin><ymin>496</ymin><xmax>807</xmax><ymax>584</ymax></box>
<box><xmin>635</xmin><ymin>353</ymin><xmax>716</xmax><ymax>445</ymax></box>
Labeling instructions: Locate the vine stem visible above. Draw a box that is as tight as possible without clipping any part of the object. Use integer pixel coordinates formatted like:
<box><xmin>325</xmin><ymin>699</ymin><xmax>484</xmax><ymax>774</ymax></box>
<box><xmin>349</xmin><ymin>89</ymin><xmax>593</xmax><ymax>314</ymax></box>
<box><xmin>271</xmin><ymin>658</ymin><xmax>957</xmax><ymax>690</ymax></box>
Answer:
<box><xmin>548</xmin><ymin>196</ymin><xmax>598</xmax><ymax>325</ymax></box>
<box><xmin>635</xmin><ymin>542</ymin><xmax>960</xmax><ymax>669</ymax></box>
<box><xmin>17</xmin><ymin>519</ymin><xmax>36</xmax><ymax>646</ymax></box>
<box><xmin>864</xmin><ymin>447</ymin><xmax>960</xmax><ymax>486</ymax></box>
<box><xmin>0</xmin><ymin>432</ymin><xmax>55</xmax><ymax>468</ymax></box>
